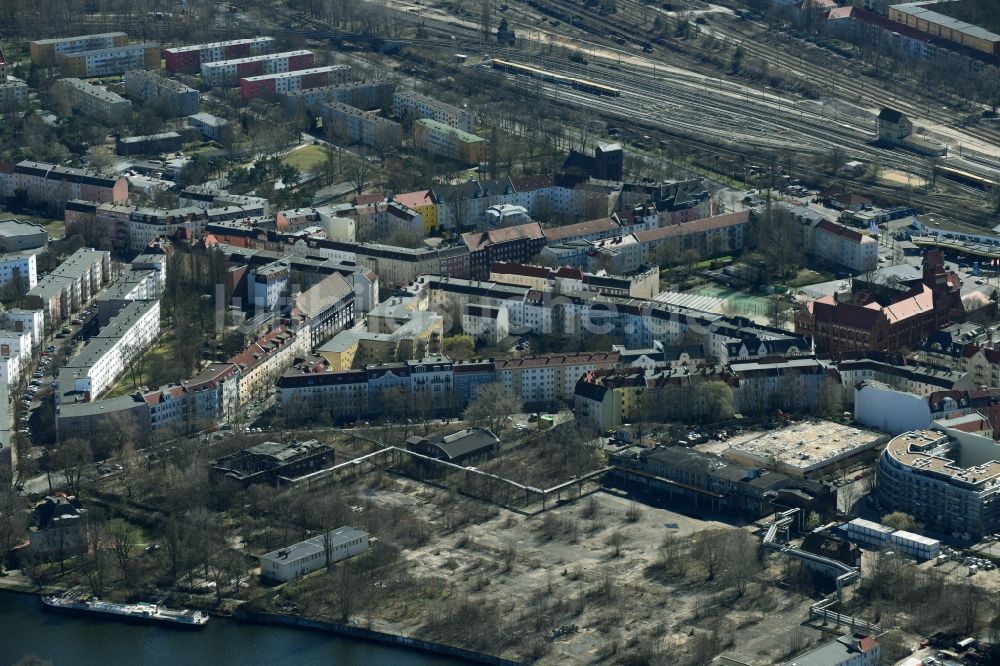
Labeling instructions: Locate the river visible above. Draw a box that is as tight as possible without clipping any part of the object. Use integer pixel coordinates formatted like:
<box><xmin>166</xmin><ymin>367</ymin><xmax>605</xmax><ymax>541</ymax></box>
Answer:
<box><xmin>0</xmin><ymin>592</ymin><xmax>467</xmax><ymax>666</ymax></box>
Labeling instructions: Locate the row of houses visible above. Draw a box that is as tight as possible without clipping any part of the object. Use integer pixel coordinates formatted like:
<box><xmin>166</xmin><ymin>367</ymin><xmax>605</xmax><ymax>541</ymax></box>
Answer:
<box><xmin>164</xmin><ymin>37</ymin><xmax>275</xmax><ymax>73</ymax></box>
<box><xmin>201</xmin><ymin>49</ymin><xmax>320</xmax><ymax>86</ymax></box>
<box><xmin>1</xmin><ymin>161</ymin><xmax>128</xmax><ymax>210</ymax></box>
<box><xmin>65</xmin><ymin>198</ymin><xmax>269</xmax><ymax>251</ymax></box>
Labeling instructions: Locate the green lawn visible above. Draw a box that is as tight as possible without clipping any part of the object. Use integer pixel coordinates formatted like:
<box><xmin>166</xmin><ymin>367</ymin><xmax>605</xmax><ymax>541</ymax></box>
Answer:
<box><xmin>281</xmin><ymin>144</ymin><xmax>327</xmax><ymax>172</ymax></box>
<box><xmin>101</xmin><ymin>329</ymin><xmax>178</xmax><ymax>399</ymax></box>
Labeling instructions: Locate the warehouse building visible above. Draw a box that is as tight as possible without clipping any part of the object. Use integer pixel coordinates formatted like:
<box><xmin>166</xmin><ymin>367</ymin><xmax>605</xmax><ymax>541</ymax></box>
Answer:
<box><xmin>211</xmin><ymin>439</ymin><xmax>335</xmax><ymax>487</ymax></box>
<box><xmin>889</xmin><ymin>1</ymin><xmax>1000</xmax><ymax>56</ymax></box>
<box><xmin>115</xmin><ymin>132</ymin><xmax>183</xmax><ymax>156</ymax></box>
<box><xmin>0</xmin><ymin>219</ymin><xmax>48</xmax><ymax>251</ymax></box>
<box><xmin>405</xmin><ymin>428</ymin><xmax>500</xmax><ymax>464</ymax></box>
<box><xmin>259</xmin><ymin>527</ymin><xmax>369</xmax><ymax>583</ymax></box>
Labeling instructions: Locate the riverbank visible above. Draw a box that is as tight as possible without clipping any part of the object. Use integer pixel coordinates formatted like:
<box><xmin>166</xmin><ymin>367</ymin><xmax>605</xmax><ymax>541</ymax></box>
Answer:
<box><xmin>0</xmin><ymin>589</ymin><xmax>470</xmax><ymax>666</ymax></box>
<box><xmin>236</xmin><ymin>610</ymin><xmax>522</xmax><ymax>666</ymax></box>
<box><xmin>0</xmin><ymin>581</ymin><xmax>517</xmax><ymax>666</ymax></box>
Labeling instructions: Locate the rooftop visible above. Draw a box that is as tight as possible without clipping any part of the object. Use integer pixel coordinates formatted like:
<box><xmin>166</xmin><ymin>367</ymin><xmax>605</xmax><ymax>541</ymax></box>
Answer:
<box><xmin>259</xmin><ymin>527</ymin><xmax>367</xmax><ymax>564</ymax></box>
<box><xmin>242</xmin><ymin>66</ymin><xmax>342</xmax><ymax>82</ymax></box>
<box><xmin>722</xmin><ymin>419</ymin><xmax>885</xmax><ymax>473</ymax></box>
<box><xmin>164</xmin><ymin>37</ymin><xmax>273</xmax><ymax>54</ymax></box>
<box><xmin>884</xmin><ymin>428</ymin><xmax>1000</xmax><ymax>489</ymax></box>
<box><xmin>415</xmin><ymin>118</ymin><xmax>484</xmax><ymax>143</ymax></box>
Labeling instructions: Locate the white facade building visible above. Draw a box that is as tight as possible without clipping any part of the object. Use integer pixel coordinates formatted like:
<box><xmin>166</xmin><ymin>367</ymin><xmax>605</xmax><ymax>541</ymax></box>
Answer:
<box><xmin>0</xmin><ymin>251</ymin><xmax>37</xmax><ymax>291</ymax></box>
<box><xmin>258</xmin><ymin>527</ymin><xmax>368</xmax><ymax>583</ymax></box>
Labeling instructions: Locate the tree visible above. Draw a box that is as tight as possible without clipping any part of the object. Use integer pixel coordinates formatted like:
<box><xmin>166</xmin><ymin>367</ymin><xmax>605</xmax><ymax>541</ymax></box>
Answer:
<box><xmin>692</xmin><ymin>529</ymin><xmax>727</xmax><ymax>581</ymax></box>
<box><xmin>345</xmin><ymin>151</ymin><xmax>373</xmax><ymax>195</ymax></box>
<box><xmin>766</xmin><ymin>294</ymin><xmax>790</xmax><ymax>330</ymax></box>
<box><xmin>108</xmin><ymin>519</ymin><xmax>138</xmax><ymax>588</ymax></box>
<box><xmin>721</xmin><ymin>529</ymin><xmax>759</xmax><ymax>597</ymax></box>
<box><xmin>52</xmin><ymin>438</ymin><xmax>93</xmax><ymax>494</ymax></box>
<box><xmin>882</xmin><ymin>511</ymin><xmax>916</xmax><ymax>532</ymax></box>
<box><xmin>0</xmin><ymin>487</ymin><xmax>28</xmax><ymax>574</ymax></box>
<box><xmin>81</xmin><ymin>517</ymin><xmax>110</xmax><ymax>598</ymax></box>
<box><xmin>463</xmin><ymin>382</ymin><xmax>522</xmax><ymax>438</ymax></box>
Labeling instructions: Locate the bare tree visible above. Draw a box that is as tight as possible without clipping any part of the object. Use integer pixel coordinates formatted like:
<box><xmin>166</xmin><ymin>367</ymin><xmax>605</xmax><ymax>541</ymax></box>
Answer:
<box><xmin>463</xmin><ymin>382</ymin><xmax>522</xmax><ymax>439</ymax></box>
<box><xmin>52</xmin><ymin>438</ymin><xmax>93</xmax><ymax>494</ymax></box>
<box><xmin>108</xmin><ymin>519</ymin><xmax>138</xmax><ymax>588</ymax></box>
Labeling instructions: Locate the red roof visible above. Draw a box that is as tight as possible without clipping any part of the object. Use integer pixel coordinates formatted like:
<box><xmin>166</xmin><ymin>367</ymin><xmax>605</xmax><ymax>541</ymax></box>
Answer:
<box><xmin>816</xmin><ymin>219</ymin><xmax>867</xmax><ymax>243</ymax></box>
<box><xmin>462</xmin><ymin>222</ymin><xmax>544</xmax><ymax>252</ymax></box>
<box><xmin>394</xmin><ymin>190</ymin><xmax>435</xmax><ymax>209</ymax></box>
<box><xmin>353</xmin><ymin>193</ymin><xmax>384</xmax><ymax>206</ymax></box>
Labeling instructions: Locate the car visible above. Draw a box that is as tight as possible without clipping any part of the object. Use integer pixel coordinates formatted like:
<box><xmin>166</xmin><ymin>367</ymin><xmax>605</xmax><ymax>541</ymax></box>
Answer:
<box><xmin>33</xmin><ymin>371</ymin><xmax>43</xmax><ymax>378</ymax></box>
<box><xmin>30</xmin><ymin>380</ymin><xmax>40</xmax><ymax>386</ymax></box>
<box><xmin>71</xmin><ymin>319</ymin><xmax>83</xmax><ymax>325</ymax></box>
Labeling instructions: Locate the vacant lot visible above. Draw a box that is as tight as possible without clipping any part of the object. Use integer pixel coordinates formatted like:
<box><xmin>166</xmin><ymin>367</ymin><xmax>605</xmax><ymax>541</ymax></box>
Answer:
<box><xmin>276</xmin><ymin>478</ymin><xmax>830</xmax><ymax>665</ymax></box>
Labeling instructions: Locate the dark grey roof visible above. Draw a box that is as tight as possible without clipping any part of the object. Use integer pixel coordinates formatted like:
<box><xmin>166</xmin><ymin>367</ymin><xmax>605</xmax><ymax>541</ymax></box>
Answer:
<box><xmin>879</xmin><ymin>107</ymin><xmax>904</xmax><ymax>123</ymax></box>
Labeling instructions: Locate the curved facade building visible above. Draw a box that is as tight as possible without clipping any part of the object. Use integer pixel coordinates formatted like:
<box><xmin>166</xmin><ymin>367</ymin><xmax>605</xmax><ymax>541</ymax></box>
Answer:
<box><xmin>877</xmin><ymin>428</ymin><xmax>1000</xmax><ymax>538</ymax></box>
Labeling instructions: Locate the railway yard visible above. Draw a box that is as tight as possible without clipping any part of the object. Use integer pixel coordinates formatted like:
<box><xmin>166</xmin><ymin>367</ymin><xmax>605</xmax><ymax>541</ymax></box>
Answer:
<box><xmin>323</xmin><ymin>0</ymin><xmax>1000</xmax><ymax>222</ymax></box>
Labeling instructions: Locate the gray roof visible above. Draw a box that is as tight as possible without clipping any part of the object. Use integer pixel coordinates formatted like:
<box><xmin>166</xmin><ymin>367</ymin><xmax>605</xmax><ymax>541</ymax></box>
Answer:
<box><xmin>0</xmin><ymin>219</ymin><xmax>46</xmax><ymax>239</ymax></box>
<box><xmin>407</xmin><ymin>427</ymin><xmax>499</xmax><ymax>461</ymax></box>
<box><xmin>259</xmin><ymin>527</ymin><xmax>367</xmax><ymax>565</ymax></box>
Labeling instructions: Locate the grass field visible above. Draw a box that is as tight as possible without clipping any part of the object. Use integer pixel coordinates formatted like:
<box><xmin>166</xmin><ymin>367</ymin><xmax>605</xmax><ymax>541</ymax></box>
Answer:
<box><xmin>281</xmin><ymin>144</ymin><xmax>327</xmax><ymax>172</ymax></box>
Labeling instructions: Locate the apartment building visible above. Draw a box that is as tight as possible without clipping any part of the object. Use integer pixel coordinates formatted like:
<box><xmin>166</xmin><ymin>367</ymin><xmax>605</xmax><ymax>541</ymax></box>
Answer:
<box><xmin>58</xmin><ymin>43</ymin><xmax>160</xmax><ymax>78</ymax></box>
<box><xmin>281</xmin><ymin>80</ymin><xmax>395</xmax><ymax>116</ymax></box>
<box><xmin>30</xmin><ymin>32</ymin><xmax>128</xmax><ymax>67</ymax></box>
<box><xmin>878</xmin><ymin>427</ymin><xmax>1000</xmax><ymax>537</ymax></box>
<box><xmin>413</xmin><ymin>119</ymin><xmax>486</xmax><ymax>165</ymax></box>
<box><xmin>4</xmin><ymin>309</ymin><xmax>45</xmax><ymax>348</ymax></box>
<box><xmin>65</xmin><ymin>199</ymin><xmax>267</xmax><ymax>251</ymax></box>
<box><xmin>95</xmin><ymin>268</ymin><xmax>161</xmax><ymax>326</ymax></box>
<box><xmin>834</xmin><ymin>352</ymin><xmax>972</xmax><ymax>397</ymax></box>
<box><xmin>123</xmin><ymin>70</ymin><xmax>199</xmax><ymax>116</ymax></box>
<box><xmin>240</xmin><ymin>66</ymin><xmax>348</xmax><ymax>101</ymax></box>
<box><xmin>201</xmin><ymin>50</ymin><xmax>315</xmax><ymax>86</ymax></box>
<box><xmin>164</xmin><ymin>37</ymin><xmax>274</xmax><ymax>73</ymax></box>
<box><xmin>0</xmin><ymin>81</ymin><xmax>28</xmax><ymax>110</ymax></box>
<box><xmin>145</xmin><ymin>363</ymin><xmax>241</xmax><ymax>435</ymax></box>
<box><xmin>321</xmin><ymin>101</ymin><xmax>402</xmax><ymax>148</ymax></box>
<box><xmin>231</xmin><ymin>324</ymin><xmax>311</xmax><ymax>404</ymax></box>
<box><xmin>292</xmin><ymin>272</ymin><xmax>356</xmax><ymax>348</ymax></box>
<box><xmin>0</xmin><ymin>329</ymin><xmax>33</xmax><ymax>368</ymax></box>
<box><xmin>392</xmin><ymin>90</ymin><xmax>476</xmax><ymax>132</ymax></box>
<box><xmin>56</xmin><ymin>298</ymin><xmax>161</xmax><ymax>401</ymax></box>
<box><xmin>52</xmin><ymin>78</ymin><xmax>132</xmax><ymax>124</ymax></box>
<box><xmin>3</xmin><ymin>161</ymin><xmax>127</xmax><ymax>209</ymax></box>
<box><xmin>489</xmin><ymin>262</ymin><xmax>659</xmax><ymax>300</ymax></box>
<box><xmin>0</xmin><ymin>251</ymin><xmax>38</xmax><ymax>292</ymax></box>
<box><xmin>462</xmin><ymin>222</ymin><xmax>546</xmax><ymax>278</ymax></box>
<box><xmin>634</xmin><ymin>210</ymin><xmax>750</xmax><ymax>262</ymax></box>
<box><xmin>25</xmin><ymin>248</ymin><xmax>110</xmax><ymax>331</ymax></box>
<box><xmin>812</xmin><ymin>220</ymin><xmax>878</xmax><ymax>273</ymax></box>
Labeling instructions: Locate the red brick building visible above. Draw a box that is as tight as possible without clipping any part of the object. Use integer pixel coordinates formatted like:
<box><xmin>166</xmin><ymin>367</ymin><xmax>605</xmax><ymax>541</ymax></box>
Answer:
<box><xmin>796</xmin><ymin>251</ymin><xmax>962</xmax><ymax>353</ymax></box>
